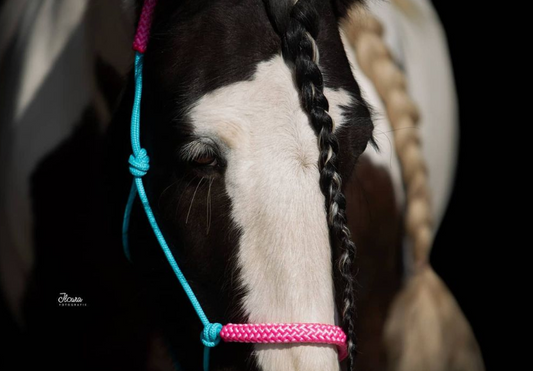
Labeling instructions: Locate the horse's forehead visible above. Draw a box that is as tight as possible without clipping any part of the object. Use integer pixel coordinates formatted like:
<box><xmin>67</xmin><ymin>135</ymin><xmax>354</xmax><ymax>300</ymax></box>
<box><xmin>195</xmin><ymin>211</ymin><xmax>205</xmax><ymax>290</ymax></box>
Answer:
<box><xmin>151</xmin><ymin>1</ymin><xmax>279</xmax><ymax>96</ymax></box>
<box><xmin>185</xmin><ymin>54</ymin><xmax>352</xmax><ymax>370</ymax></box>
<box><xmin>187</xmin><ymin>55</ymin><xmax>354</xmax><ymax>152</ymax></box>
<box><xmin>152</xmin><ymin>1</ymin><xmax>356</xmax><ymax>105</ymax></box>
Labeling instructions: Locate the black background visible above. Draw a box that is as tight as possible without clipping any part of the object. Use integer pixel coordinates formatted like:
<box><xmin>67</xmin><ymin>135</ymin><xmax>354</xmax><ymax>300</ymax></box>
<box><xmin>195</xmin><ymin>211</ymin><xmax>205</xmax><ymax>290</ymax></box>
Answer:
<box><xmin>430</xmin><ymin>1</ymin><xmax>512</xmax><ymax>369</ymax></box>
<box><xmin>0</xmin><ymin>0</ymin><xmax>511</xmax><ymax>369</ymax></box>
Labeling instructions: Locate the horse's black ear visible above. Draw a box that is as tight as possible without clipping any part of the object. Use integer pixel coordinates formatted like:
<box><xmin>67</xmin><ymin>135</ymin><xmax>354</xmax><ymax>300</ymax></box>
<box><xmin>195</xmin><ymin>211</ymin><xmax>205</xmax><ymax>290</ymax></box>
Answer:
<box><xmin>331</xmin><ymin>0</ymin><xmax>364</xmax><ymax>19</ymax></box>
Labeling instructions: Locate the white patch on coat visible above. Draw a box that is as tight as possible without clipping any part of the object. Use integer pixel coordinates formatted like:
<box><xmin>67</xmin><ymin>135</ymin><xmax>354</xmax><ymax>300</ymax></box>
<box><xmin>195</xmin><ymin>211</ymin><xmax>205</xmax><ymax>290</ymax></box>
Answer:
<box><xmin>188</xmin><ymin>55</ymin><xmax>353</xmax><ymax>371</ymax></box>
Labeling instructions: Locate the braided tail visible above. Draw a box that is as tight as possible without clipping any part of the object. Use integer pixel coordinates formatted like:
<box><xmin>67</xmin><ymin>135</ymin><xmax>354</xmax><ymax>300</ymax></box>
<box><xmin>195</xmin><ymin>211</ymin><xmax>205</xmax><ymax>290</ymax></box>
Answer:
<box><xmin>282</xmin><ymin>2</ymin><xmax>358</xmax><ymax>369</ymax></box>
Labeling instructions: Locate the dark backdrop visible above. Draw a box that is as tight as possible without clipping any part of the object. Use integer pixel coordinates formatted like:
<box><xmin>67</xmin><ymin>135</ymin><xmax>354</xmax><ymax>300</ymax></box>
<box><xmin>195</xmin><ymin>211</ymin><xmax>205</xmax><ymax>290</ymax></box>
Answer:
<box><xmin>430</xmin><ymin>1</ymin><xmax>508</xmax><ymax>370</ymax></box>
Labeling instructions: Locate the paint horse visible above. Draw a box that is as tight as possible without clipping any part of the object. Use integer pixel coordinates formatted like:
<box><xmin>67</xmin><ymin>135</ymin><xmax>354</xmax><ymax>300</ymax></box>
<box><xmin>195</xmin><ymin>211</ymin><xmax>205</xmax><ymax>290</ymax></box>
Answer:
<box><xmin>11</xmin><ymin>0</ymin><xmax>483</xmax><ymax>370</ymax></box>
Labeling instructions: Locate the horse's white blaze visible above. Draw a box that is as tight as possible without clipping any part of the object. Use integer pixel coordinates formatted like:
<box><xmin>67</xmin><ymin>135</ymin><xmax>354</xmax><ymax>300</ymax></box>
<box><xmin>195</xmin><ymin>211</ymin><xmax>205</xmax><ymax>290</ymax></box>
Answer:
<box><xmin>189</xmin><ymin>55</ymin><xmax>353</xmax><ymax>371</ymax></box>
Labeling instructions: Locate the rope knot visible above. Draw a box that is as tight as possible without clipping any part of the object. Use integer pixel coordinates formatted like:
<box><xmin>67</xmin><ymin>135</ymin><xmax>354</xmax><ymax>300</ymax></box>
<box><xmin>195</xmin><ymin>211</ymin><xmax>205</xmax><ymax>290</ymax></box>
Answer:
<box><xmin>201</xmin><ymin>322</ymin><xmax>222</xmax><ymax>348</ymax></box>
<box><xmin>129</xmin><ymin>148</ymin><xmax>150</xmax><ymax>177</ymax></box>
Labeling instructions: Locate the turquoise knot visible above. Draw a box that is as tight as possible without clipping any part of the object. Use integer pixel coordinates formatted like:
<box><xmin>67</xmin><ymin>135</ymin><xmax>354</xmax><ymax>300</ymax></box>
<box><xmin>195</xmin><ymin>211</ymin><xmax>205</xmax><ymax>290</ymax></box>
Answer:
<box><xmin>129</xmin><ymin>148</ymin><xmax>150</xmax><ymax>177</ymax></box>
<box><xmin>200</xmin><ymin>323</ymin><xmax>222</xmax><ymax>347</ymax></box>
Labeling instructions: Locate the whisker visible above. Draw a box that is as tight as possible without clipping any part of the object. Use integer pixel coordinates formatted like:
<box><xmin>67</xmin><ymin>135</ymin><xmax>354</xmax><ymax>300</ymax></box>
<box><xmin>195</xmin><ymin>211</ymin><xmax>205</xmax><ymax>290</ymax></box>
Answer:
<box><xmin>380</xmin><ymin>126</ymin><xmax>417</xmax><ymax>134</ymax></box>
<box><xmin>186</xmin><ymin>177</ymin><xmax>205</xmax><ymax>224</ymax></box>
<box><xmin>372</xmin><ymin>128</ymin><xmax>394</xmax><ymax>170</ymax></box>
<box><xmin>175</xmin><ymin>174</ymin><xmax>200</xmax><ymax>220</ymax></box>
<box><xmin>158</xmin><ymin>179</ymin><xmax>181</xmax><ymax>210</ymax></box>
<box><xmin>176</xmin><ymin>174</ymin><xmax>199</xmax><ymax>208</ymax></box>
<box><xmin>206</xmin><ymin>178</ymin><xmax>214</xmax><ymax>235</ymax></box>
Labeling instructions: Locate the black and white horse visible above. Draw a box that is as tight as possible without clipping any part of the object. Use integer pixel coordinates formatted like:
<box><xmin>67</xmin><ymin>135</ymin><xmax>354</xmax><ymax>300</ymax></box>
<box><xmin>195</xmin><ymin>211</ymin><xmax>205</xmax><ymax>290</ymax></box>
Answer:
<box><xmin>0</xmin><ymin>0</ymin><xmax>481</xmax><ymax>370</ymax></box>
<box><xmin>113</xmin><ymin>1</ymin><xmax>373</xmax><ymax>369</ymax></box>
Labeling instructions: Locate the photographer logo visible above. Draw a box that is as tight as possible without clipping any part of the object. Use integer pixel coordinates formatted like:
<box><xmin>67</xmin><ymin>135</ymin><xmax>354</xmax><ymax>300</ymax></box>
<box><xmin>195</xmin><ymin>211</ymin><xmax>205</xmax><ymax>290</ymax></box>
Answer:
<box><xmin>58</xmin><ymin>293</ymin><xmax>87</xmax><ymax>307</ymax></box>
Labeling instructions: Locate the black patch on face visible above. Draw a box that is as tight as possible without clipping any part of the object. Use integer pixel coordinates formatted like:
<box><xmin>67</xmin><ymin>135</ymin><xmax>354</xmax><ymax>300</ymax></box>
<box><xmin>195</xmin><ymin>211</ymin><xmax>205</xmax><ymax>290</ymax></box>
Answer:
<box><xmin>331</xmin><ymin>0</ymin><xmax>364</xmax><ymax>19</ymax></box>
<box><xmin>113</xmin><ymin>1</ymin><xmax>374</xmax><ymax>370</ymax></box>
<box><xmin>146</xmin><ymin>0</ymin><xmax>281</xmax><ymax>107</ymax></box>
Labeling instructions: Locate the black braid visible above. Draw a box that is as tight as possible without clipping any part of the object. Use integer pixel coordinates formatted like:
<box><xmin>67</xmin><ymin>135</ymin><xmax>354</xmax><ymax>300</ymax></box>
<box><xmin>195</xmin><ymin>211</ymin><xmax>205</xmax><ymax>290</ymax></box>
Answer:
<box><xmin>281</xmin><ymin>1</ymin><xmax>358</xmax><ymax>369</ymax></box>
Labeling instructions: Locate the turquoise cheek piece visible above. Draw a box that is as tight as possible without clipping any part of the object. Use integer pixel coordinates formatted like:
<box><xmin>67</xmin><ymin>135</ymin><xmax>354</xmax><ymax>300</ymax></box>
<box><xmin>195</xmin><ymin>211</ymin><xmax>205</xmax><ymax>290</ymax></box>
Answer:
<box><xmin>122</xmin><ymin>51</ymin><xmax>222</xmax><ymax>371</ymax></box>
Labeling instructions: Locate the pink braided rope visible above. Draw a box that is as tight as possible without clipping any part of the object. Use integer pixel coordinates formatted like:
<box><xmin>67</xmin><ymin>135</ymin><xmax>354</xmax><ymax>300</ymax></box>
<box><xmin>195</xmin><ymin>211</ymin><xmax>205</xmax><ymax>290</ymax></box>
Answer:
<box><xmin>220</xmin><ymin>323</ymin><xmax>348</xmax><ymax>361</ymax></box>
<box><xmin>133</xmin><ymin>0</ymin><xmax>157</xmax><ymax>53</ymax></box>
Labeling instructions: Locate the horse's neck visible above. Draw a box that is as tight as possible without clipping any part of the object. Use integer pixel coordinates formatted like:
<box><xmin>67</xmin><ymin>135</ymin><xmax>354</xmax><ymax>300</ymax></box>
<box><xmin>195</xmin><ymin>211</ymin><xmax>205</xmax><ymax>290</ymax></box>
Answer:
<box><xmin>352</xmin><ymin>0</ymin><xmax>458</xmax><ymax>227</ymax></box>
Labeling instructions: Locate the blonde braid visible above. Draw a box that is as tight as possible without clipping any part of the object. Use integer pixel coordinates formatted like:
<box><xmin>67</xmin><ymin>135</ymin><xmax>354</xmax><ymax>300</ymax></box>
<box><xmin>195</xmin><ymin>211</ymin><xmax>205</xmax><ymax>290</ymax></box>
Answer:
<box><xmin>343</xmin><ymin>8</ymin><xmax>485</xmax><ymax>371</ymax></box>
<box><xmin>347</xmin><ymin>13</ymin><xmax>433</xmax><ymax>267</ymax></box>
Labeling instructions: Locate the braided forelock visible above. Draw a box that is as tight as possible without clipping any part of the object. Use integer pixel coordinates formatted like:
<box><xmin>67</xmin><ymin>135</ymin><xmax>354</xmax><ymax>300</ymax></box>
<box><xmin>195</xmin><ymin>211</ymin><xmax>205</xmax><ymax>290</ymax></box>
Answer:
<box><xmin>263</xmin><ymin>0</ymin><xmax>293</xmax><ymax>34</ymax></box>
<box><xmin>263</xmin><ymin>0</ymin><xmax>359</xmax><ymax>369</ymax></box>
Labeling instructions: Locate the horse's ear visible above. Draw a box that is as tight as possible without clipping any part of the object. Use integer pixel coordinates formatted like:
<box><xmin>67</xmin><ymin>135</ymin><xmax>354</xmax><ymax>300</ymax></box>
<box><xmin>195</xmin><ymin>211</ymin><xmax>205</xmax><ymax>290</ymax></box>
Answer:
<box><xmin>331</xmin><ymin>0</ymin><xmax>364</xmax><ymax>19</ymax></box>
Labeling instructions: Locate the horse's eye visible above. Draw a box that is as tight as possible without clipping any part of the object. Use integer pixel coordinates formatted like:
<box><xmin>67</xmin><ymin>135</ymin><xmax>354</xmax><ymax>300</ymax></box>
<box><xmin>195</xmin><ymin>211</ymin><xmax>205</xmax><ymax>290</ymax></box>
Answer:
<box><xmin>193</xmin><ymin>155</ymin><xmax>217</xmax><ymax>166</ymax></box>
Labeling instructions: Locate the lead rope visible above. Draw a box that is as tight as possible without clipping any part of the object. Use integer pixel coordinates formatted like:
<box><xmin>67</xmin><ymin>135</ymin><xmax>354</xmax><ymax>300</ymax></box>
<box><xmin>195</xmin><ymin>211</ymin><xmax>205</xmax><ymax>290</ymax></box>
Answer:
<box><xmin>121</xmin><ymin>0</ymin><xmax>349</xmax><ymax>369</ymax></box>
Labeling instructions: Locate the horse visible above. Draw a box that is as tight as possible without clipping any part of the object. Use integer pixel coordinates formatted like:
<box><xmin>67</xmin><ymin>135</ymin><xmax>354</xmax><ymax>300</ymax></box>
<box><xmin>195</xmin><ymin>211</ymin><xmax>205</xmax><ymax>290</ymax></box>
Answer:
<box><xmin>1</xmin><ymin>0</ymin><xmax>483</xmax><ymax>370</ymax></box>
<box><xmin>111</xmin><ymin>1</ymin><xmax>374</xmax><ymax>369</ymax></box>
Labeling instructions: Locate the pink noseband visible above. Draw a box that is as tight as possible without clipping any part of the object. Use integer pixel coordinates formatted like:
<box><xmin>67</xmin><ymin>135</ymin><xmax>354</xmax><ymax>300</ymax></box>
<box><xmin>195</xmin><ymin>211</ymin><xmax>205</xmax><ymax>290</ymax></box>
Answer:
<box><xmin>221</xmin><ymin>323</ymin><xmax>348</xmax><ymax>360</ymax></box>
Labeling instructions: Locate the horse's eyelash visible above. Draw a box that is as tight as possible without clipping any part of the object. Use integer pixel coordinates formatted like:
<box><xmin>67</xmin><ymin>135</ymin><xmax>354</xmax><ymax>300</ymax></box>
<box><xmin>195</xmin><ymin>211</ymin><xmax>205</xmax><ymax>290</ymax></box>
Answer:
<box><xmin>179</xmin><ymin>140</ymin><xmax>218</xmax><ymax>162</ymax></box>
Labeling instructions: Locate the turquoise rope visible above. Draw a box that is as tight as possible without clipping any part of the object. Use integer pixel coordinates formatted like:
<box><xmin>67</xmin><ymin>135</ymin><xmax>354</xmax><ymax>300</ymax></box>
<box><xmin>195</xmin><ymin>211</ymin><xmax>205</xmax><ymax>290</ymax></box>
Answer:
<box><xmin>122</xmin><ymin>52</ymin><xmax>222</xmax><ymax>371</ymax></box>
<box><xmin>121</xmin><ymin>182</ymin><xmax>137</xmax><ymax>262</ymax></box>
